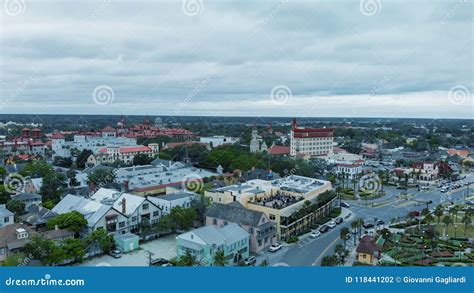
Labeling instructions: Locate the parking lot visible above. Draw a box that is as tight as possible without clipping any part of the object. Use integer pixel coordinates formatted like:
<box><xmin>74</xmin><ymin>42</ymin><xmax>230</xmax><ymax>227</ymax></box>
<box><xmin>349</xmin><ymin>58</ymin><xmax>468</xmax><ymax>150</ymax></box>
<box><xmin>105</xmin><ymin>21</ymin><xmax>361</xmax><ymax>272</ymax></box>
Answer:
<box><xmin>78</xmin><ymin>234</ymin><xmax>177</xmax><ymax>267</ymax></box>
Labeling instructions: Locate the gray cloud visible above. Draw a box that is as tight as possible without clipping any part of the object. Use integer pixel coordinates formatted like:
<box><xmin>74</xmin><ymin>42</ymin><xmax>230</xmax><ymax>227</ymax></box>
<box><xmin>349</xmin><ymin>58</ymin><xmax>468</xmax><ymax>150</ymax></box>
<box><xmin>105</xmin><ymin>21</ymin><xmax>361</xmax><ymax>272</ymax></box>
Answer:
<box><xmin>0</xmin><ymin>0</ymin><xmax>472</xmax><ymax>118</ymax></box>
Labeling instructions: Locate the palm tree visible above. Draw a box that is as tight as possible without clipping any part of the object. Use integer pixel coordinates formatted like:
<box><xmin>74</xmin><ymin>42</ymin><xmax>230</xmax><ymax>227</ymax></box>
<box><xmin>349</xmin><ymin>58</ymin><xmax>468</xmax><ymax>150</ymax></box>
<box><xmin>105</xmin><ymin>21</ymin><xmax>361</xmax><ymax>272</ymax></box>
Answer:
<box><xmin>179</xmin><ymin>251</ymin><xmax>201</xmax><ymax>266</ymax></box>
<box><xmin>212</xmin><ymin>250</ymin><xmax>227</xmax><ymax>266</ymax></box>
<box><xmin>424</xmin><ymin>213</ymin><xmax>434</xmax><ymax>229</ymax></box>
<box><xmin>434</xmin><ymin>205</ymin><xmax>444</xmax><ymax>225</ymax></box>
<box><xmin>442</xmin><ymin>215</ymin><xmax>453</xmax><ymax>236</ymax></box>
<box><xmin>462</xmin><ymin>213</ymin><xmax>472</xmax><ymax>236</ymax></box>
<box><xmin>334</xmin><ymin>244</ymin><xmax>346</xmax><ymax>265</ymax></box>
<box><xmin>357</xmin><ymin>218</ymin><xmax>364</xmax><ymax>240</ymax></box>
<box><xmin>449</xmin><ymin>206</ymin><xmax>459</xmax><ymax>223</ymax></box>
<box><xmin>340</xmin><ymin>227</ymin><xmax>350</xmax><ymax>250</ymax></box>
<box><xmin>351</xmin><ymin>221</ymin><xmax>359</xmax><ymax>245</ymax></box>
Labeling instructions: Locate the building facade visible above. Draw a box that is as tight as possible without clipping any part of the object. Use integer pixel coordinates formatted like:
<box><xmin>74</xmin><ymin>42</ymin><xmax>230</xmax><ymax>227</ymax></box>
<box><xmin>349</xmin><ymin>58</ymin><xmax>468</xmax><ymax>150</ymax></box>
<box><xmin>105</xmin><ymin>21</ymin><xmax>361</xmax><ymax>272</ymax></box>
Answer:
<box><xmin>290</xmin><ymin>119</ymin><xmax>334</xmax><ymax>158</ymax></box>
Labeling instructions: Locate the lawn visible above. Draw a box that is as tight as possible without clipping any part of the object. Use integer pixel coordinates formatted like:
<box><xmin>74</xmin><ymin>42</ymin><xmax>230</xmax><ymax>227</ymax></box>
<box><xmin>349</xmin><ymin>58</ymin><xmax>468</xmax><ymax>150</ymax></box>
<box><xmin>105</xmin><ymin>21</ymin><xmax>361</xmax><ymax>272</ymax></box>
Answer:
<box><xmin>435</xmin><ymin>225</ymin><xmax>474</xmax><ymax>238</ymax></box>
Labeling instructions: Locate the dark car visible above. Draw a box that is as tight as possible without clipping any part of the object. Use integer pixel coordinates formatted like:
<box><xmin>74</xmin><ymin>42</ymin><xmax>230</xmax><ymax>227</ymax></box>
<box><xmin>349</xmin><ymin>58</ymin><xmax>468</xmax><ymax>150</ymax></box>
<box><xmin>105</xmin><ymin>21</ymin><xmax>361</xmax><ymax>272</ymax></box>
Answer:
<box><xmin>376</xmin><ymin>220</ymin><xmax>385</xmax><ymax>225</ymax></box>
<box><xmin>362</xmin><ymin>223</ymin><xmax>374</xmax><ymax>229</ymax></box>
<box><xmin>335</xmin><ymin>217</ymin><xmax>343</xmax><ymax>224</ymax></box>
<box><xmin>150</xmin><ymin>258</ymin><xmax>170</xmax><ymax>266</ymax></box>
<box><xmin>319</xmin><ymin>225</ymin><xmax>330</xmax><ymax>233</ymax></box>
<box><xmin>340</xmin><ymin>202</ymin><xmax>350</xmax><ymax>208</ymax></box>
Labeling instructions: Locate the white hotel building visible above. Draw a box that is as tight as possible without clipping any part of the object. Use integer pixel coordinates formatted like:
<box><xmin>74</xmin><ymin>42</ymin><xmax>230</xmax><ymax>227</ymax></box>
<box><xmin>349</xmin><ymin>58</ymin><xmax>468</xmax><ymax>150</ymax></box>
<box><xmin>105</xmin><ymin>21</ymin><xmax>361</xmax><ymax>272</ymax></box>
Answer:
<box><xmin>290</xmin><ymin>119</ymin><xmax>334</xmax><ymax>158</ymax></box>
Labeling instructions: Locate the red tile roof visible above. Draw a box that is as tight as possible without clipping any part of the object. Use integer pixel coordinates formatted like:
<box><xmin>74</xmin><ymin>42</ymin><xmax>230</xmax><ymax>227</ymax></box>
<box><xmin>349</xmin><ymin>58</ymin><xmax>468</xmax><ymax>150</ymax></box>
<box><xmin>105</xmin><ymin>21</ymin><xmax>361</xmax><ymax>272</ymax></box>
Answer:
<box><xmin>268</xmin><ymin>145</ymin><xmax>290</xmax><ymax>155</ymax></box>
<box><xmin>119</xmin><ymin>146</ymin><xmax>151</xmax><ymax>153</ymax></box>
<box><xmin>293</xmin><ymin>127</ymin><xmax>334</xmax><ymax>138</ymax></box>
<box><xmin>102</xmin><ymin>125</ymin><xmax>116</xmax><ymax>132</ymax></box>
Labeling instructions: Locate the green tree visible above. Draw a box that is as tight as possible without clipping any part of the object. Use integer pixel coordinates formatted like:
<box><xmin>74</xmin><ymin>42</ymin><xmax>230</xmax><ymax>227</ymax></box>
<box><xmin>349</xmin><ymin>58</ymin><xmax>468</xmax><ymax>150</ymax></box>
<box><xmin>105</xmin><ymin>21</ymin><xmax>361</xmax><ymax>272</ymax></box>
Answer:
<box><xmin>321</xmin><ymin>255</ymin><xmax>338</xmax><ymax>266</ymax></box>
<box><xmin>177</xmin><ymin>251</ymin><xmax>201</xmax><ymax>266</ymax></box>
<box><xmin>2</xmin><ymin>252</ymin><xmax>25</xmax><ymax>266</ymax></box>
<box><xmin>47</xmin><ymin>211</ymin><xmax>87</xmax><ymax>233</ymax></box>
<box><xmin>334</xmin><ymin>244</ymin><xmax>346</xmax><ymax>265</ymax></box>
<box><xmin>87</xmin><ymin>169</ymin><xmax>116</xmax><ymax>186</ymax></box>
<box><xmin>6</xmin><ymin>199</ymin><xmax>25</xmax><ymax>215</ymax></box>
<box><xmin>462</xmin><ymin>213</ymin><xmax>471</xmax><ymax>236</ymax></box>
<box><xmin>132</xmin><ymin>154</ymin><xmax>153</xmax><ymax>166</ymax></box>
<box><xmin>442</xmin><ymin>215</ymin><xmax>453</xmax><ymax>235</ymax></box>
<box><xmin>66</xmin><ymin>168</ymin><xmax>78</xmax><ymax>187</ymax></box>
<box><xmin>340</xmin><ymin>227</ymin><xmax>350</xmax><ymax>250</ymax></box>
<box><xmin>212</xmin><ymin>250</ymin><xmax>227</xmax><ymax>266</ymax></box>
<box><xmin>20</xmin><ymin>161</ymin><xmax>53</xmax><ymax>178</ymax></box>
<box><xmin>434</xmin><ymin>205</ymin><xmax>444</xmax><ymax>225</ymax></box>
<box><xmin>40</xmin><ymin>172</ymin><xmax>66</xmax><ymax>203</ymax></box>
<box><xmin>87</xmin><ymin>228</ymin><xmax>114</xmax><ymax>253</ymax></box>
<box><xmin>62</xmin><ymin>238</ymin><xmax>86</xmax><ymax>263</ymax></box>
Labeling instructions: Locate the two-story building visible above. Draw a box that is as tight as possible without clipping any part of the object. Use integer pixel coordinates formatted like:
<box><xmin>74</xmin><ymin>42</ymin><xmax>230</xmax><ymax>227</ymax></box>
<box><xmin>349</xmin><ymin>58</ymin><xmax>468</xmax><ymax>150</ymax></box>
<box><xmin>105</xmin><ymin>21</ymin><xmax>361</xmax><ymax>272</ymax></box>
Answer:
<box><xmin>91</xmin><ymin>188</ymin><xmax>162</xmax><ymax>234</ymax></box>
<box><xmin>147</xmin><ymin>192</ymin><xmax>196</xmax><ymax>215</ymax></box>
<box><xmin>176</xmin><ymin>223</ymin><xmax>250</xmax><ymax>266</ymax></box>
<box><xmin>205</xmin><ymin>202</ymin><xmax>276</xmax><ymax>254</ymax></box>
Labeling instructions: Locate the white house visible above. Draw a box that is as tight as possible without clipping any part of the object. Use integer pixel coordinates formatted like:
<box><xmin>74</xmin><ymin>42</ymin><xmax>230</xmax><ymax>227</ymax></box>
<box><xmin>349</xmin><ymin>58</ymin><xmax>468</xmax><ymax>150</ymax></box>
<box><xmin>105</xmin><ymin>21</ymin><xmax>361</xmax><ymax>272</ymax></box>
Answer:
<box><xmin>91</xmin><ymin>188</ymin><xmax>162</xmax><ymax>234</ymax></box>
<box><xmin>51</xmin><ymin>194</ymin><xmax>129</xmax><ymax>235</ymax></box>
<box><xmin>0</xmin><ymin>205</ymin><xmax>14</xmax><ymax>228</ymax></box>
<box><xmin>335</xmin><ymin>162</ymin><xmax>363</xmax><ymax>180</ymax></box>
<box><xmin>147</xmin><ymin>192</ymin><xmax>197</xmax><ymax>215</ymax></box>
<box><xmin>199</xmin><ymin>136</ymin><xmax>239</xmax><ymax>148</ymax></box>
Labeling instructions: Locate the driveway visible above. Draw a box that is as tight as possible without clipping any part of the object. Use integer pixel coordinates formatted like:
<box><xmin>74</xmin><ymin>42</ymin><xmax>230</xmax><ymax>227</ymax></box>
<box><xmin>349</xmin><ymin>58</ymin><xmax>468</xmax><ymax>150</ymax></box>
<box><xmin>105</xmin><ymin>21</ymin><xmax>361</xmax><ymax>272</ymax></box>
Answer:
<box><xmin>78</xmin><ymin>234</ymin><xmax>177</xmax><ymax>267</ymax></box>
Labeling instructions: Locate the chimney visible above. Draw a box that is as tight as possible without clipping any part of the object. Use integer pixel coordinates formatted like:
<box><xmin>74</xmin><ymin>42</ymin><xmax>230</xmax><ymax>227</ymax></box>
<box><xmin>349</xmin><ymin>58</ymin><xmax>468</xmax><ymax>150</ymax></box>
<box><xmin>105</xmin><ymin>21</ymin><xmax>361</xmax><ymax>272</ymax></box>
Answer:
<box><xmin>121</xmin><ymin>197</ymin><xmax>126</xmax><ymax>214</ymax></box>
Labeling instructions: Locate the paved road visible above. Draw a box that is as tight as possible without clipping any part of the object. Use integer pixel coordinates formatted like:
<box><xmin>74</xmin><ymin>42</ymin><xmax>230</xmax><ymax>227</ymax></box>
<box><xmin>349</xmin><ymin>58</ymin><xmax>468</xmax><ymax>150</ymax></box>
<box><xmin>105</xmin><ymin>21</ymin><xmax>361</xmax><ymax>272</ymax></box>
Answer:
<box><xmin>257</xmin><ymin>172</ymin><xmax>473</xmax><ymax>266</ymax></box>
<box><xmin>257</xmin><ymin>208</ymin><xmax>355</xmax><ymax>266</ymax></box>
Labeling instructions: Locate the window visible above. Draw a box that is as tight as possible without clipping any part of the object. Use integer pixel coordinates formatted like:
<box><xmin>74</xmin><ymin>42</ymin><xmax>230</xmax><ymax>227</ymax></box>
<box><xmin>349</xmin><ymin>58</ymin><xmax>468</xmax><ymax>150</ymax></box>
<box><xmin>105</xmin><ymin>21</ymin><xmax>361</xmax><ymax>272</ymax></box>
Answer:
<box><xmin>142</xmin><ymin>203</ymin><xmax>149</xmax><ymax>210</ymax></box>
<box><xmin>4</xmin><ymin>217</ymin><xmax>9</xmax><ymax>223</ymax></box>
<box><xmin>212</xmin><ymin>219</ymin><xmax>217</xmax><ymax>225</ymax></box>
<box><xmin>153</xmin><ymin>211</ymin><xmax>159</xmax><ymax>217</ymax></box>
<box><xmin>132</xmin><ymin>216</ymin><xmax>137</xmax><ymax>222</ymax></box>
<box><xmin>269</xmin><ymin>214</ymin><xmax>276</xmax><ymax>221</ymax></box>
<box><xmin>119</xmin><ymin>222</ymin><xmax>125</xmax><ymax>228</ymax></box>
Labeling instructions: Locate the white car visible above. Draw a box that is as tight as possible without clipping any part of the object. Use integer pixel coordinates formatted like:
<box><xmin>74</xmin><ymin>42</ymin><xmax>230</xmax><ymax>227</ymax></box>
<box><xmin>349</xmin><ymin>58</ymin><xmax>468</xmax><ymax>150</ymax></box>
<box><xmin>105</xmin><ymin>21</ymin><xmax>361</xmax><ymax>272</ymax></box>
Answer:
<box><xmin>310</xmin><ymin>231</ymin><xmax>321</xmax><ymax>238</ymax></box>
<box><xmin>328</xmin><ymin>221</ymin><xmax>336</xmax><ymax>228</ymax></box>
<box><xmin>268</xmin><ymin>243</ymin><xmax>282</xmax><ymax>252</ymax></box>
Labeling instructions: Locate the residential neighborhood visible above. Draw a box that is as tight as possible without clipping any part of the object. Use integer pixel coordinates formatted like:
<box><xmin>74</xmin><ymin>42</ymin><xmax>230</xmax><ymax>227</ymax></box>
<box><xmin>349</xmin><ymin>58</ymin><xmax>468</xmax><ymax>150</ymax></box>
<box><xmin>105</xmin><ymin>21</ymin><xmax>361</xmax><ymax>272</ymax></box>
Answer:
<box><xmin>0</xmin><ymin>116</ymin><xmax>472</xmax><ymax>267</ymax></box>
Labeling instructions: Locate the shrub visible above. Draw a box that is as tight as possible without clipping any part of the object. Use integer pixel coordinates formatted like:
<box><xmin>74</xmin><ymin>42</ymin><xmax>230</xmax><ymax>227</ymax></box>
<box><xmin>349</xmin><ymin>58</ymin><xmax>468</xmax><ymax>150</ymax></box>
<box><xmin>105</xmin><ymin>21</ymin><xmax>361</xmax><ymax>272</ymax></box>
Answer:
<box><xmin>287</xmin><ymin>236</ymin><xmax>299</xmax><ymax>244</ymax></box>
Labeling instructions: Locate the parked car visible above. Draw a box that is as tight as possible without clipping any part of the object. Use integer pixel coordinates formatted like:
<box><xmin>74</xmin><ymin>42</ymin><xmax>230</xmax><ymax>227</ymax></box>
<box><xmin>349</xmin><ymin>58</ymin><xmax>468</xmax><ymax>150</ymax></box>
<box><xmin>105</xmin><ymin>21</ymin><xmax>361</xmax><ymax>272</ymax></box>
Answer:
<box><xmin>466</xmin><ymin>200</ymin><xmax>474</xmax><ymax>205</ymax></box>
<box><xmin>310</xmin><ymin>230</ymin><xmax>321</xmax><ymax>238</ymax></box>
<box><xmin>244</xmin><ymin>256</ymin><xmax>256</xmax><ymax>266</ymax></box>
<box><xmin>362</xmin><ymin>223</ymin><xmax>374</xmax><ymax>229</ymax></box>
<box><xmin>335</xmin><ymin>217</ymin><xmax>343</xmax><ymax>224</ymax></box>
<box><xmin>319</xmin><ymin>225</ymin><xmax>330</xmax><ymax>233</ymax></box>
<box><xmin>376</xmin><ymin>220</ymin><xmax>385</xmax><ymax>225</ymax></box>
<box><xmin>150</xmin><ymin>258</ymin><xmax>169</xmax><ymax>266</ymax></box>
<box><xmin>268</xmin><ymin>243</ymin><xmax>282</xmax><ymax>252</ymax></box>
<box><xmin>340</xmin><ymin>202</ymin><xmax>350</xmax><ymax>208</ymax></box>
<box><xmin>109</xmin><ymin>249</ymin><xmax>122</xmax><ymax>258</ymax></box>
<box><xmin>328</xmin><ymin>221</ymin><xmax>336</xmax><ymax>228</ymax></box>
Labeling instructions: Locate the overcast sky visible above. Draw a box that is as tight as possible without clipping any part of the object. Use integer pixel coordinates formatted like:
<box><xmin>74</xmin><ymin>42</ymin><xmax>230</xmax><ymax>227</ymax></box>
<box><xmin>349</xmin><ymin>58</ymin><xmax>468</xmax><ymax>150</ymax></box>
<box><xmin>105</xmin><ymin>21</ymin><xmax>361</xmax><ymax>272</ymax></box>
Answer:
<box><xmin>1</xmin><ymin>0</ymin><xmax>473</xmax><ymax>118</ymax></box>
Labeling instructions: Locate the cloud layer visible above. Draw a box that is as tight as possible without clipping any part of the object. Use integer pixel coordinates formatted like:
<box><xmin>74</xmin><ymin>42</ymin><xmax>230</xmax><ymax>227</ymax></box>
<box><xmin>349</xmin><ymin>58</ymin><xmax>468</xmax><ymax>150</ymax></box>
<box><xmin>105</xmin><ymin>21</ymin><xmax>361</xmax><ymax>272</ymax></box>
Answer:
<box><xmin>1</xmin><ymin>0</ymin><xmax>473</xmax><ymax>118</ymax></box>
